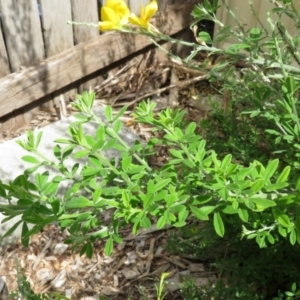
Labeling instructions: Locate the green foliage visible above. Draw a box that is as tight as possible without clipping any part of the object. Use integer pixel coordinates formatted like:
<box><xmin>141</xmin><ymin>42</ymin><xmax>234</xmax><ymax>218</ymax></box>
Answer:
<box><xmin>180</xmin><ymin>278</ymin><xmax>262</xmax><ymax>300</ymax></box>
<box><xmin>0</xmin><ymin>90</ymin><xmax>299</xmax><ymax>252</ymax></box>
<box><xmin>1</xmin><ymin>0</ymin><xmax>300</xmax><ymax>299</ymax></box>
<box><xmin>167</xmin><ymin>218</ymin><xmax>300</xmax><ymax>299</ymax></box>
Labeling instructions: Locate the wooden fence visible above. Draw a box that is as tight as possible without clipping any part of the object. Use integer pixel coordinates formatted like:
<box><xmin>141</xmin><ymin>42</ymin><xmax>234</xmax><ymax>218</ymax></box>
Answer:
<box><xmin>0</xmin><ymin>0</ymin><xmax>197</xmax><ymax>138</ymax></box>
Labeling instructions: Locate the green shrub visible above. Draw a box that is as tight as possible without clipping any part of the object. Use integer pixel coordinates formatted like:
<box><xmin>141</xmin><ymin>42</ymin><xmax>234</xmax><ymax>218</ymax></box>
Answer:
<box><xmin>1</xmin><ymin>0</ymin><xmax>300</xmax><ymax>299</ymax></box>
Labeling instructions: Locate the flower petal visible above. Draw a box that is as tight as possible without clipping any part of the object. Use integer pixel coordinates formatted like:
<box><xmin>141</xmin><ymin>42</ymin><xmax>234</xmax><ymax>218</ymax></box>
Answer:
<box><xmin>99</xmin><ymin>21</ymin><xmax>119</xmax><ymax>31</ymax></box>
<box><xmin>101</xmin><ymin>7</ymin><xmax>119</xmax><ymax>24</ymax></box>
<box><xmin>144</xmin><ymin>0</ymin><xmax>158</xmax><ymax>23</ymax></box>
<box><xmin>105</xmin><ymin>0</ymin><xmax>123</xmax><ymax>9</ymax></box>
<box><xmin>128</xmin><ymin>14</ymin><xmax>144</xmax><ymax>27</ymax></box>
<box><xmin>115</xmin><ymin>2</ymin><xmax>130</xmax><ymax>20</ymax></box>
<box><xmin>104</xmin><ymin>0</ymin><xmax>129</xmax><ymax>22</ymax></box>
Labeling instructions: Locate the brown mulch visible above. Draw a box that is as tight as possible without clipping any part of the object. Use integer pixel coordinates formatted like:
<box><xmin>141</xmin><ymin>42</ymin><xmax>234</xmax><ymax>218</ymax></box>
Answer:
<box><xmin>0</xmin><ymin>50</ymin><xmax>234</xmax><ymax>299</ymax></box>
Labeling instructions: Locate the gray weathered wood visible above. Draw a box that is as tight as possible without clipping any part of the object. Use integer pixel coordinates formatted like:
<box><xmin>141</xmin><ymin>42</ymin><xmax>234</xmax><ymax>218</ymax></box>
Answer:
<box><xmin>0</xmin><ymin>24</ymin><xmax>10</xmax><ymax>78</ymax></box>
<box><xmin>39</xmin><ymin>0</ymin><xmax>74</xmax><ymax>57</ymax></box>
<box><xmin>71</xmin><ymin>0</ymin><xmax>100</xmax><ymax>93</ymax></box>
<box><xmin>0</xmin><ymin>0</ymin><xmax>44</xmax><ymax>72</ymax></box>
<box><xmin>0</xmin><ymin>0</ymin><xmax>45</xmax><ymax>131</ymax></box>
<box><xmin>71</xmin><ymin>0</ymin><xmax>99</xmax><ymax>45</ymax></box>
<box><xmin>39</xmin><ymin>0</ymin><xmax>75</xmax><ymax>112</ymax></box>
<box><xmin>0</xmin><ymin>0</ymin><xmax>198</xmax><ymax>118</ymax></box>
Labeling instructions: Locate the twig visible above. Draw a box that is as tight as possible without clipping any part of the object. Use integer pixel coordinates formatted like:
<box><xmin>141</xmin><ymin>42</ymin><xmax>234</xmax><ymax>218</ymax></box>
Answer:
<box><xmin>113</xmin><ymin>74</ymin><xmax>207</xmax><ymax>107</ymax></box>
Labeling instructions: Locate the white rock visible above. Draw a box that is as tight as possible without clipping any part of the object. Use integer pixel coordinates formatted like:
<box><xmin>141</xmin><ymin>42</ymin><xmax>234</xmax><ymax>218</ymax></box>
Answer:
<box><xmin>53</xmin><ymin>243</ymin><xmax>68</xmax><ymax>255</ymax></box>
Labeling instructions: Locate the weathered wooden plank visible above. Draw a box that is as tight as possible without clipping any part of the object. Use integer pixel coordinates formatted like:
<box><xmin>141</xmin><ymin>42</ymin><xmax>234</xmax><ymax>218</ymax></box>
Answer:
<box><xmin>39</xmin><ymin>0</ymin><xmax>74</xmax><ymax>57</ymax></box>
<box><xmin>71</xmin><ymin>0</ymin><xmax>99</xmax><ymax>44</ymax></box>
<box><xmin>39</xmin><ymin>0</ymin><xmax>75</xmax><ymax>113</ymax></box>
<box><xmin>0</xmin><ymin>23</ymin><xmax>10</xmax><ymax>78</ymax></box>
<box><xmin>0</xmin><ymin>0</ymin><xmax>199</xmax><ymax>118</ymax></box>
<box><xmin>0</xmin><ymin>0</ymin><xmax>44</xmax><ymax>72</ymax></box>
<box><xmin>71</xmin><ymin>0</ymin><xmax>100</xmax><ymax>93</ymax></box>
<box><xmin>0</xmin><ymin>0</ymin><xmax>45</xmax><ymax>131</ymax></box>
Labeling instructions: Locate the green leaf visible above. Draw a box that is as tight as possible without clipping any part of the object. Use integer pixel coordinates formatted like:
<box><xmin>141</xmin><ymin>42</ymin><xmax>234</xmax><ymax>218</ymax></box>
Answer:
<box><xmin>36</xmin><ymin>132</ymin><xmax>43</xmax><ymax>148</ymax></box>
<box><xmin>140</xmin><ymin>217</ymin><xmax>151</xmax><ymax>229</ymax></box>
<box><xmin>291</xmin><ymin>282</ymin><xmax>297</xmax><ymax>293</ymax></box>
<box><xmin>198</xmin><ymin>31</ymin><xmax>212</xmax><ymax>44</ymax></box>
<box><xmin>113</xmin><ymin>119</ymin><xmax>123</xmax><ymax>133</ymax></box>
<box><xmin>164</xmin><ymin>133</ymin><xmax>178</xmax><ymax>142</ymax></box>
<box><xmin>62</xmin><ymin>145</ymin><xmax>75</xmax><ymax>160</ymax></box>
<box><xmin>200</xmin><ymin>206</ymin><xmax>215</xmax><ymax>215</ymax></box>
<box><xmin>290</xmin><ymin>229</ymin><xmax>296</xmax><ymax>245</ymax></box>
<box><xmin>79</xmin><ymin>243</ymin><xmax>90</xmax><ymax>258</ymax></box>
<box><xmin>51</xmin><ymin>200</ymin><xmax>60</xmax><ymax>215</ymax></box>
<box><xmin>86</xmin><ymin>242</ymin><xmax>93</xmax><ymax>258</ymax></box>
<box><xmin>21</xmin><ymin>222</ymin><xmax>30</xmax><ymax>247</ymax></box>
<box><xmin>273</xmin><ymin>208</ymin><xmax>292</xmax><ymax>228</ymax></box>
<box><xmin>113</xmin><ymin>105</ymin><xmax>128</xmax><ymax>121</ymax></box>
<box><xmin>169</xmin><ymin>149</ymin><xmax>183</xmax><ymax>159</ymax></box>
<box><xmin>267</xmin><ymin>233</ymin><xmax>275</xmax><ymax>244</ymax></box>
<box><xmin>190</xmin><ymin>205</ymin><xmax>209</xmax><ymax>220</ymax></box>
<box><xmin>183</xmin><ymin>159</ymin><xmax>195</xmax><ymax>168</ymax></box>
<box><xmin>157</xmin><ymin>215</ymin><xmax>166</xmax><ymax>229</ymax></box>
<box><xmin>263</xmin><ymin>159</ymin><xmax>279</xmax><ymax>182</ymax></box>
<box><xmin>251</xmin><ymin>179</ymin><xmax>265</xmax><ymax>193</ymax></box>
<box><xmin>276</xmin><ymin>166</ymin><xmax>291</xmax><ymax>183</ymax></box>
<box><xmin>250</xmin><ymin>198</ymin><xmax>276</xmax><ymax>210</ymax></box>
<box><xmin>185</xmin><ymin>122</ymin><xmax>196</xmax><ymax>134</ymax></box>
<box><xmin>73</xmin><ymin>150</ymin><xmax>91</xmax><ymax>159</ymax></box>
<box><xmin>81</xmin><ymin>167</ymin><xmax>101</xmax><ymax>177</ymax></box>
<box><xmin>213</xmin><ymin>212</ymin><xmax>225</xmax><ymax>237</ymax></box>
<box><xmin>92</xmin><ymin>187</ymin><xmax>102</xmax><ymax>204</ymax></box>
<box><xmin>102</xmin><ymin>139</ymin><xmax>117</xmax><ymax>150</ymax></box>
<box><xmin>154</xmin><ymin>178</ymin><xmax>171</xmax><ymax>192</ymax></box>
<box><xmin>264</xmin><ymin>182</ymin><xmax>288</xmax><ymax>191</ymax></box>
<box><xmin>249</xmin><ymin>27</ymin><xmax>262</xmax><ymax>41</ymax></box>
<box><xmin>0</xmin><ymin>184</ymin><xmax>6</xmax><ymax>198</ymax></box>
<box><xmin>71</xmin><ymin>163</ymin><xmax>80</xmax><ymax>176</ymax></box>
<box><xmin>22</xmin><ymin>156</ymin><xmax>40</xmax><ymax>164</ymax></box>
<box><xmin>122</xmin><ymin>156</ymin><xmax>132</xmax><ymax>170</ymax></box>
<box><xmin>55</xmin><ymin>138</ymin><xmax>75</xmax><ymax>144</ymax></box>
<box><xmin>178</xmin><ymin>207</ymin><xmax>189</xmax><ymax>224</ymax></box>
<box><xmin>278</xmin><ymin>225</ymin><xmax>287</xmax><ymax>237</ymax></box>
<box><xmin>220</xmin><ymin>154</ymin><xmax>232</xmax><ymax>170</ymax></box>
<box><xmin>222</xmin><ymin>205</ymin><xmax>238</xmax><ymax>214</ymax></box>
<box><xmin>96</xmin><ymin>126</ymin><xmax>106</xmax><ymax>141</ymax></box>
<box><xmin>105</xmin><ymin>105</ymin><xmax>113</xmax><ymax>122</ymax></box>
<box><xmin>35</xmin><ymin>173</ymin><xmax>48</xmax><ymax>190</ymax></box>
<box><xmin>295</xmin><ymin>207</ymin><xmax>300</xmax><ymax>243</ymax></box>
<box><xmin>192</xmin><ymin>195</ymin><xmax>212</xmax><ymax>205</ymax></box>
<box><xmin>65</xmin><ymin>196</ymin><xmax>93</xmax><ymax>209</ymax></box>
<box><xmin>238</xmin><ymin>208</ymin><xmax>249</xmax><ymax>222</ymax></box>
<box><xmin>53</xmin><ymin>145</ymin><xmax>62</xmax><ymax>160</ymax></box>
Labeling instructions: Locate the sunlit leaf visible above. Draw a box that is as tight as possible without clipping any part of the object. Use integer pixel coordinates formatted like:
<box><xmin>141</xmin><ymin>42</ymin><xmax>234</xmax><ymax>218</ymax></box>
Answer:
<box><xmin>213</xmin><ymin>212</ymin><xmax>225</xmax><ymax>237</ymax></box>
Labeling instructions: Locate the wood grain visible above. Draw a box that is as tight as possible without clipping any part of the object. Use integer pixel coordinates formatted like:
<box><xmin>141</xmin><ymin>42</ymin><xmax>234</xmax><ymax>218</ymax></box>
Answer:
<box><xmin>0</xmin><ymin>0</ymin><xmax>199</xmax><ymax>118</ymax></box>
<box><xmin>39</xmin><ymin>0</ymin><xmax>76</xmax><ymax>112</ymax></box>
<box><xmin>0</xmin><ymin>0</ymin><xmax>45</xmax><ymax>131</ymax></box>
<box><xmin>0</xmin><ymin>24</ymin><xmax>10</xmax><ymax>78</ymax></box>
<box><xmin>71</xmin><ymin>0</ymin><xmax>99</xmax><ymax>45</ymax></box>
<box><xmin>0</xmin><ymin>0</ymin><xmax>44</xmax><ymax>72</ymax></box>
<box><xmin>71</xmin><ymin>0</ymin><xmax>101</xmax><ymax>93</ymax></box>
<box><xmin>39</xmin><ymin>0</ymin><xmax>74</xmax><ymax>57</ymax></box>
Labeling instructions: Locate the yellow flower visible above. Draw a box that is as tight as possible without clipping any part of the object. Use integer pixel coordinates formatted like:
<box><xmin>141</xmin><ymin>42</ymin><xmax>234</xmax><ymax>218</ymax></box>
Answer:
<box><xmin>128</xmin><ymin>0</ymin><xmax>158</xmax><ymax>29</ymax></box>
<box><xmin>99</xmin><ymin>0</ymin><xmax>130</xmax><ymax>31</ymax></box>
